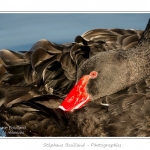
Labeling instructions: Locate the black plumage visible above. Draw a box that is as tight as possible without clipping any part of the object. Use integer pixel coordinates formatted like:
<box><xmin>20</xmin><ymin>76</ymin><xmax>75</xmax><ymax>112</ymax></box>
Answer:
<box><xmin>1</xmin><ymin>20</ymin><xmax>150</xmax><ymax>137</ymax></box>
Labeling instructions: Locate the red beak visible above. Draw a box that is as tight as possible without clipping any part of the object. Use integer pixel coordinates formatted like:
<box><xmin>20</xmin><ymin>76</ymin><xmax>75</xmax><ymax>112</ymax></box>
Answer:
<box><xmin>58</xmin><ymin>71</ymin><xmax>98</xmax><ymax>111</ymax></box>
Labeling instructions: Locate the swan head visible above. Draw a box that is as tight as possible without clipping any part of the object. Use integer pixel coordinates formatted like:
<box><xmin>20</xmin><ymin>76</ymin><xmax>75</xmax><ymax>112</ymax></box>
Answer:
<box><xmin>59</xmin><ymin>50</ymin><xmax>130</xmax><ymax>111</ymax></box>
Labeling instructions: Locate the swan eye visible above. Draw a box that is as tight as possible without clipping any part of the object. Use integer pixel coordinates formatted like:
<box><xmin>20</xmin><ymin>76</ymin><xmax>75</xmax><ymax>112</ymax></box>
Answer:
<box><xmin>89</xmin><ymin>71</ymin><xmax>98</xmax><ymax>79</ymax></box>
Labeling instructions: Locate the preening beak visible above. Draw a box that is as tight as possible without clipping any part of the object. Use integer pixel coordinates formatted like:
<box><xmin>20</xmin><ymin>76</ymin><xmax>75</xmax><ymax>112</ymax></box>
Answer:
<box><xmin>59</xmin><ymin>71</ymin><xmax>98</xmax><ymax>111</ymax></box>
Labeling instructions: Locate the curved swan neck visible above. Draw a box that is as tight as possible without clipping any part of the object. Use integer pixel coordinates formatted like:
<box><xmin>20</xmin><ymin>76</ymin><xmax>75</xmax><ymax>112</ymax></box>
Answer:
<box><xmin>125</xmin><ymin>19</ymin><xmax>150</xmax><ymax>79</ymax></box>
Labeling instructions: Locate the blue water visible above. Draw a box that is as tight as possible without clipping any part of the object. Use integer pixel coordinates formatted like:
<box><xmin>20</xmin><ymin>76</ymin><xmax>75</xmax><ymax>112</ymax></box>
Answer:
<box><xmin>0</xmin><ymin>127</ymin><xmax>6</xmax><ymax>137</ymax></box>
<box><xmin>0</xmin><ymin>13</ymin><xmax>149</xmax><ymax>51</ymax></box>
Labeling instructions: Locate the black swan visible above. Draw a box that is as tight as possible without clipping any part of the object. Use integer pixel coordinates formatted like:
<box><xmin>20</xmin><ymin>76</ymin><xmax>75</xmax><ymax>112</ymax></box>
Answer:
<box><xmin>0</xmin><ymin>19</ymin><xmax>149</xmax><ymax>137</ymax></box>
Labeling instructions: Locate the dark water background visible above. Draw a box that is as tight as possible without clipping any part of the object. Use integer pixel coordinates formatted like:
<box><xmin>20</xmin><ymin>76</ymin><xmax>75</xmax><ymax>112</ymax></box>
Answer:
<box><xmin>0</xmin><ymin>13</ymin><xmax>149</xmax><ymax>51</ymax></box>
